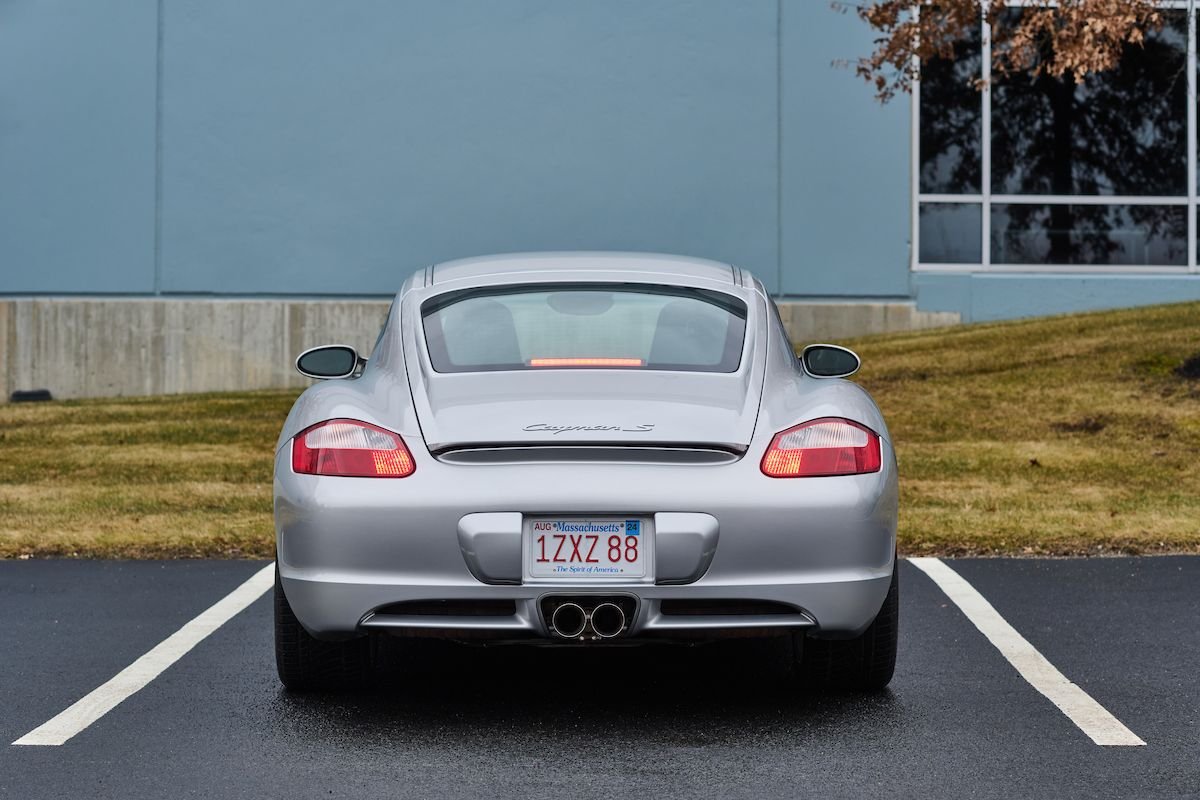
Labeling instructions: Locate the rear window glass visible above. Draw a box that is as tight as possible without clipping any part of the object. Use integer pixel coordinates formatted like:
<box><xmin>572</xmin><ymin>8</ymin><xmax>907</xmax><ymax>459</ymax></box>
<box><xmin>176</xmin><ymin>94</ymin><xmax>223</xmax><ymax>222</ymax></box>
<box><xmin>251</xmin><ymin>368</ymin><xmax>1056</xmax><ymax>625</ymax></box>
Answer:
<box><xmin>422</xmin><ymin>284</ymin><xmax>747</xmax><ymax>373</ymax></box>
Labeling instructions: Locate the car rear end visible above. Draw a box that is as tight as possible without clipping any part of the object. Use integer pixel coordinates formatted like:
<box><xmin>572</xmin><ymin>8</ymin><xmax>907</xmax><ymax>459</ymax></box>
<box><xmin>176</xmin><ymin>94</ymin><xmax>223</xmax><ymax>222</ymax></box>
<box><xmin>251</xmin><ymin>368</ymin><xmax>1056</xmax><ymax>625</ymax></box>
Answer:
<box><xmin>274</xmin><ymin>261</ymin><xmax>897</xmax><ymax>688</ymax></box>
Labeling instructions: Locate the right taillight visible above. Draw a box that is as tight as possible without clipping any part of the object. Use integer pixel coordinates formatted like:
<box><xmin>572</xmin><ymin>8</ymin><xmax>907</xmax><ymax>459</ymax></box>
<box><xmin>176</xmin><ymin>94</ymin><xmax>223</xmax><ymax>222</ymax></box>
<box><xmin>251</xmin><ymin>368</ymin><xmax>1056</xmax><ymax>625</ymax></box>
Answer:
<box><xmin>292</xmin><ymin>419</ymin><xmax>415</xmax><ymax>478</ymax></box>
<box><xmin>760</xmin><ymin>417</ymin><xmax>881</xmax><ymax>478</ymax></box>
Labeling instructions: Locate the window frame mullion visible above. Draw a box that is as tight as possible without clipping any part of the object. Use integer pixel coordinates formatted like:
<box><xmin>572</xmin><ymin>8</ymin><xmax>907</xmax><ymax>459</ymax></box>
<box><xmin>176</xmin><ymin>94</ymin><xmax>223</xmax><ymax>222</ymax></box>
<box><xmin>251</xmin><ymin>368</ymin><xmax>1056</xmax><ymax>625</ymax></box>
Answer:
<box><xmin>1188</xmin><ymin>0</ymin><xmax>1197</xmax><ymax>272</ymax></box>
<box><xmin>980</xmin><ymin>7</ymin><xmax>992</xmax><ymax>270</ymax></box>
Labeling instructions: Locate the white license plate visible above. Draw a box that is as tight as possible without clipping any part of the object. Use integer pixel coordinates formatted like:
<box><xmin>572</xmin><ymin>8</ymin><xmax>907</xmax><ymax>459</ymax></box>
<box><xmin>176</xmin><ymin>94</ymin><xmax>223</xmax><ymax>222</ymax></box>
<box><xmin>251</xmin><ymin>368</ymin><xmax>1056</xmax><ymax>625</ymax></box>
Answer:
<box><xmin>526</xmin><ymin>518</ymin><xmax>645</xmax><ymax>579</ymax></box>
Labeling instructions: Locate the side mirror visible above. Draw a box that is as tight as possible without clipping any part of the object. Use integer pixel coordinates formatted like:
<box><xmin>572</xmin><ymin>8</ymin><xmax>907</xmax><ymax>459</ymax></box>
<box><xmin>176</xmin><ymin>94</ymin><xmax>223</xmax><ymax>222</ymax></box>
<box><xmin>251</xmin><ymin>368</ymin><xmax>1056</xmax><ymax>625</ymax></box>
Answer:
<box><xmin>295</xmin><ymin>345</ymin><xmax>362</xmax><ymax>380</ymax></box>
<box><xmin>800</xmin><ymin>344</ymin><xmax>861</xmax><ymax>379</ymax></box>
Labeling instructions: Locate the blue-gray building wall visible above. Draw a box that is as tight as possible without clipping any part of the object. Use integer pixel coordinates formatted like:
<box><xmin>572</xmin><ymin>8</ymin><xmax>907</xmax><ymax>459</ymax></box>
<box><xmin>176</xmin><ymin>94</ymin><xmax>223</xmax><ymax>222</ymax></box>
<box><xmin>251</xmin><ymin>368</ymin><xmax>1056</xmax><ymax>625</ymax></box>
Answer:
<box><xmin>4</xmin><ymin>1</ymin><xmax>1199</xmax><ymax>322</ymax></box>
<box><xmin>1</xmin><ymin>1</ymin><xmax>910</xmax><ymax>301</ymax></box>
<box><xmin>915</xmin><ymin>273</ymin><xmax>1200</xmax><ymax>322</ymax></box>
<box><xmin>780</xmin><ymin>6</ymin><xmax>911</xmax><ymax>299</ymax></box>
<box><xmin>0</xmin><ymin>2</ymin><xmax>158</xmax><ymax>293</ymax></box>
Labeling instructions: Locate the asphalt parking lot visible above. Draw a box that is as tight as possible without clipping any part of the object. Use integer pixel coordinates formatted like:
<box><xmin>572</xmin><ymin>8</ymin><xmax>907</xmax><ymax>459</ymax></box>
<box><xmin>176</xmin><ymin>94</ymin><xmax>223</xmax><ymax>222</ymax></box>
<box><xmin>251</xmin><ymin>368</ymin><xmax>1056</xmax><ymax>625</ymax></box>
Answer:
<box><xmin>2</xmin><ymin>557</ymin><xmax>1197</xmax><ymax>799</ymax></box>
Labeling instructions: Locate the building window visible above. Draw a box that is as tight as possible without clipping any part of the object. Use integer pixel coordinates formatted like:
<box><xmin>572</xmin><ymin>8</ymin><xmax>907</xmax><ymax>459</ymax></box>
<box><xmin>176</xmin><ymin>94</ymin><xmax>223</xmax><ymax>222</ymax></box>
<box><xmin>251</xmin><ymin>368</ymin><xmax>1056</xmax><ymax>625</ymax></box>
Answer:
<box><xmin>914</xmin><ymin>2</ymin><xmax>1198</xmax><ymax>273</ymax></box>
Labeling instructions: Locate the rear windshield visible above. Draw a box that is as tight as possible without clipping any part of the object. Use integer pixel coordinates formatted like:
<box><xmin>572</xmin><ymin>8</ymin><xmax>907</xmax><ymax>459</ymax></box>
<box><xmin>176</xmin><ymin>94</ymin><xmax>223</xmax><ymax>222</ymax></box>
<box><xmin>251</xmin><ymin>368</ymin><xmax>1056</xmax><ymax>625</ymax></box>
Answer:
<box><xmin>421</xmin><ymin>284</ymin><xmax>747</xmax><ymax>373</ymax></box>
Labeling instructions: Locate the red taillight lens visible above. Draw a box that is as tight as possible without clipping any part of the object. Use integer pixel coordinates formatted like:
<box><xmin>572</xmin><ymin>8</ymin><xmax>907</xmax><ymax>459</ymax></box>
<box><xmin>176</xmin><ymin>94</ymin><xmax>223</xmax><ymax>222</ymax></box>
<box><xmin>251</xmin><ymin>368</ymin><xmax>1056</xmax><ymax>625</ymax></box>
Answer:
<box><xmin>528</xmin><ymin>357</ymin><xmax>645</xmax><ymax>367</ymax></box>
<box><xmin>291</xmin><ymin>419</ymin><xmax>415</xmax><ymax>478</ymax></box>
<box><xmin>760</xmin><ymin>417</ymin><xmax>881</xmax><ymax>478</ymax></box>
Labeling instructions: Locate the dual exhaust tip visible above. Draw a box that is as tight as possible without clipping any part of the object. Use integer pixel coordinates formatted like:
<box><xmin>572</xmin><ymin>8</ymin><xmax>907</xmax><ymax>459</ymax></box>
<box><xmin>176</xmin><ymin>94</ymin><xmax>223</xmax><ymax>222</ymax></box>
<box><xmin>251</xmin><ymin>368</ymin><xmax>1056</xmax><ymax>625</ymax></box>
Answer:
<box><xmin>550</xmin><ymin>601</ymin><xmax>627</xmax><ymax>640</ymax></box>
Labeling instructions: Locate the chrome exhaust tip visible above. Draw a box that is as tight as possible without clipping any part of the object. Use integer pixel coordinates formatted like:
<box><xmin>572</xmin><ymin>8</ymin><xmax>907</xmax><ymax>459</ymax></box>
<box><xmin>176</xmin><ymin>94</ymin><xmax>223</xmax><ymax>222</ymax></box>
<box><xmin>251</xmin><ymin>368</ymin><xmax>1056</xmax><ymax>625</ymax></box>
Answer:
<box><xmin>590</xmin><ymin>602</ymin><xmax>626</xmax><ymax>638</ymax></box>
<box><xmin>550</xmin><ymin>602</ymin><xmax>588</xmax><ymax>638</ymax></box>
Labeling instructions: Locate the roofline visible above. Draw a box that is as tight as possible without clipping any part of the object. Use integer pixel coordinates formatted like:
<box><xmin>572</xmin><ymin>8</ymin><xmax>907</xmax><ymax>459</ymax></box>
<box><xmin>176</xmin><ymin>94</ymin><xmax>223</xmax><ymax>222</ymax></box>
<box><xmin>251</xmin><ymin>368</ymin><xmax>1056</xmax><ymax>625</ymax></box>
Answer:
<box><xmin>428</xmin><ymin>251</ymin><xmax>740</xmax><ymax>286</ymax></box>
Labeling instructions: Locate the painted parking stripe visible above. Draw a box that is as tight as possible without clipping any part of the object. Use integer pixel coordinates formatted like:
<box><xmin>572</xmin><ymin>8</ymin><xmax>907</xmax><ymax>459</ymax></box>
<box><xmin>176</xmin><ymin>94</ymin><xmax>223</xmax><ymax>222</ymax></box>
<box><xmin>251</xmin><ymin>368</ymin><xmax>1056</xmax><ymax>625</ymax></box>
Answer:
<box><xmin>12</xmin><ymin>563</ymin><xmax>274</xmax><ymax>747</ymax></box>
<box><xmin>909</xmin><ymin>557</ymin><xmax>1145</xmax><ymax>747</ymax></box>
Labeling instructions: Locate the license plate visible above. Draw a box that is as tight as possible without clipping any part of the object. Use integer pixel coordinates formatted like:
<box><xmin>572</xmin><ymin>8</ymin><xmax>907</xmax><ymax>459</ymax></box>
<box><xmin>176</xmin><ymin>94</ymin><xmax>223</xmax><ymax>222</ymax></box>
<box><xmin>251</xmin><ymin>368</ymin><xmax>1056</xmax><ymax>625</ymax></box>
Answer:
<box><xmin>527</xmin><ymin>518</ymin><xmax>645</xmax><ymax>579</ymax></box>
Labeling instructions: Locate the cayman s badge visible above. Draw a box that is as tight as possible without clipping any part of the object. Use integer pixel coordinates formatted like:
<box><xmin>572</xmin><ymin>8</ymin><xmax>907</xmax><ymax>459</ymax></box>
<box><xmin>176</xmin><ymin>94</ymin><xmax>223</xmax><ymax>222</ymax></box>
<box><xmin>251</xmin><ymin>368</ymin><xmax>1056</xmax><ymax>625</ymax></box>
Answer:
<box><xmin>523</xmin><ymin>423</ymin><xmax>655</xmax><ymax>435</ymax></box>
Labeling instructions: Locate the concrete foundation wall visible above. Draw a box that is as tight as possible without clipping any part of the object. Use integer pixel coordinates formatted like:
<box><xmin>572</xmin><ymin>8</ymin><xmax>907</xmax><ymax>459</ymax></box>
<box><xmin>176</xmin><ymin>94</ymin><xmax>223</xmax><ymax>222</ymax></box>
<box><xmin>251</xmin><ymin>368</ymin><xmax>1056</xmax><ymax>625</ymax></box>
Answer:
<box><xmin>777</xmin><ymin>301</ymin><xmax>959</xmax><ymax>342</ymax></box>
<box><xmin>0</xmin><ymin>298</ymin><xmax>960</xmax><ymax>401</ymax></box>
<box><xmin>0</xmin><ymin>298</ymin><xmax>391</xmax><ymax>400</ymax></box>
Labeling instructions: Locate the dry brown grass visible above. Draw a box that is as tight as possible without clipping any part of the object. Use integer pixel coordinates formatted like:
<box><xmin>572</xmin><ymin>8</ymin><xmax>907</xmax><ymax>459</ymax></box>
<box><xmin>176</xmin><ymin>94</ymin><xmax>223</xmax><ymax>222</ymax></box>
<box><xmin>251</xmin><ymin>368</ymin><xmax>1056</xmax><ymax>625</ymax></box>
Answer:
<box><xmin>848</xmin><ymin>300</ymin><xmax>1200</xmax><ymax>555</ymax></box>
<box><xmin>0</xmin><ymin>300</ymin><xmax>1197</xmax><ymax>558</ymax></box>
<box><xmin>0</xmin><ymin>392</ymin><xmax>295</xmax><ymax>558</ymax></box>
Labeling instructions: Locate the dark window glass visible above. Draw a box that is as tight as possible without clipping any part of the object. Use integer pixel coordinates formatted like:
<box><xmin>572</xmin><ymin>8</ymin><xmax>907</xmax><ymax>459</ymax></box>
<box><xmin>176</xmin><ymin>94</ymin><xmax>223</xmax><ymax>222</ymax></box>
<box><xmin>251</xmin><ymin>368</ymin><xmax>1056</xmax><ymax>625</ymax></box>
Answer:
<box><xmin>991</xmin><ymin>10</ymin><xmax>1187</xmax><ymax>196</ymax></box>
<box><xmin>991</xmin><ymin>204</ymin><xmax>1187</xmax><ymax>265</ymax></box>
<box><xmin>919</xmin><ymin>203</ymin><xmax>982</xmax><ymax>263</ymax></box>
<box><xmin>422</xmin><ymin>285</ymin><xmax>747</xmax><ymax>373</ymax></box>
<box><xmin>919</xmin><ymin>14</ymin><xmax>982</xmax><ymax>193</ymax></box>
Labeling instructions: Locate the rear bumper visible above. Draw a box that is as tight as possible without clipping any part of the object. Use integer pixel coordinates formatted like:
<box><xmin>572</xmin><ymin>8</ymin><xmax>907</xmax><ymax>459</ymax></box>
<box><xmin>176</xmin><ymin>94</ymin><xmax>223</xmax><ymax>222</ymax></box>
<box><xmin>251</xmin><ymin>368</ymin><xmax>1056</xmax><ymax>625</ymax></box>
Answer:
<box><xmin>274</xmin><ymin>439</ymin><xmax>898</xmax><ymax>640</ymax></box>
<box><xmin>280</xmin><ymin>571</ymin><xmax>893</xmax><ymax>640</ymax></box>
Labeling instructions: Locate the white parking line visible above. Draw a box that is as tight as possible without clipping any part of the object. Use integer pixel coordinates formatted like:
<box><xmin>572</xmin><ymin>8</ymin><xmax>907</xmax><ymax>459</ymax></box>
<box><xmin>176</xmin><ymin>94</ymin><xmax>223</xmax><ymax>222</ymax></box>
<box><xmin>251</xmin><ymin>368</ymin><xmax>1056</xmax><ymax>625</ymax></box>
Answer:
<box><xmin>12</xmin><ymin>563</ymin><xmax>275</xmax><ymax>747</ymax></box>
<box><xmin>909</xmin><ymin>557</ymin><xmax>1145</xmax><ymax>747</ymax></box>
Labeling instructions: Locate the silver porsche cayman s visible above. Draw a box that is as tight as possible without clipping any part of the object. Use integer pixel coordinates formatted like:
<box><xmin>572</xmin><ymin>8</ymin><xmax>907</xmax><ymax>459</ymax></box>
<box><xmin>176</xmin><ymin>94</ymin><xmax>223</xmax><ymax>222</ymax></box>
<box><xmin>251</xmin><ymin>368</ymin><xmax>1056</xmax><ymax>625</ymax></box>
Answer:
<box><xmin>273</xmin><ymin>252</ymin><xmax>898</xmax><ymax>691</ymax></box>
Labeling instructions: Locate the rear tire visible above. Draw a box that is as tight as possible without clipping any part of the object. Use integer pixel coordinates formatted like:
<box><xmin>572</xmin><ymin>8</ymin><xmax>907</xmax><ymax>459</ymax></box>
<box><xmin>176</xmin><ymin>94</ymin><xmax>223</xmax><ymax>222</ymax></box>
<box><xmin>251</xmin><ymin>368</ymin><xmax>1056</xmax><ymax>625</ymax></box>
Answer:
<box><xmin>795</xmin><ymin>564</ymin><xmax>898</xmax><ymax>692</ymax></box>
<box><xmin>274</xmin><ymin>567</ymin><xmax>372</xmax><ymax>691</ymax></box>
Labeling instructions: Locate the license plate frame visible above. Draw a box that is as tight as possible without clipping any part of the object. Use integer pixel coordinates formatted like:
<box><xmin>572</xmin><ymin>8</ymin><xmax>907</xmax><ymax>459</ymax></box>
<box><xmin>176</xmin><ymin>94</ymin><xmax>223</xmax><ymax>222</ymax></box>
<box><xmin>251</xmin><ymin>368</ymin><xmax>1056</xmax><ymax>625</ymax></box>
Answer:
<box><xmin>524</xmin><ymin>517</ymin><xmax>650</xmax><ymax>581</ymax></box>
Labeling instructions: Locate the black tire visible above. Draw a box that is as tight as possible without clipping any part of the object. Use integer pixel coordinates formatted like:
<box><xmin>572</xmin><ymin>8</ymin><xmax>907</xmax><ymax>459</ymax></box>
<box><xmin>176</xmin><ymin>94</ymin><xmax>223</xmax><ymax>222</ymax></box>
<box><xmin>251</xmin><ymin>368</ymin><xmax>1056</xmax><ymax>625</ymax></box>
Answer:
<box><xmin>274</xmin><ymin>568</ymin><xmax>372</xmax><ymax>691</ymax></box>
<box><xmin>795</xmin><ymin>564</ymin><xmax>898</xmax><ymax>692</ymax></box>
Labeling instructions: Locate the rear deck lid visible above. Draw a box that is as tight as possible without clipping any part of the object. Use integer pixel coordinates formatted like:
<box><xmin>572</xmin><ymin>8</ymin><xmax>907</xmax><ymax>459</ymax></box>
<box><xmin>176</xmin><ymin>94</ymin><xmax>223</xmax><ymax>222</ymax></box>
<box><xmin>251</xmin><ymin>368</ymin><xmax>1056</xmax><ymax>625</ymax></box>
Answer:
<box><xmin>405</xmin><ymin>283</ymin><xmax>765</xmax><ymax>452</ymax></box>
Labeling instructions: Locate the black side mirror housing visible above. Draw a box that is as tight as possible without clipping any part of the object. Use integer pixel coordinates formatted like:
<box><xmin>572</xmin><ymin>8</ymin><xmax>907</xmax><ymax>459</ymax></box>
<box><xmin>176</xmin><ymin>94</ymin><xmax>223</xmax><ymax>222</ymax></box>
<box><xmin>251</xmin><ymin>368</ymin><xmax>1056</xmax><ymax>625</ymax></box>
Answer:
<box><xmin>800</xmin><ymin>344</ymin><xmax>861</xmax><ymax>379</ymax></box>
<box><xmin>295</xmin><ymin>345</ymin><xmax>362</xmax><ymax>380</ymax></box>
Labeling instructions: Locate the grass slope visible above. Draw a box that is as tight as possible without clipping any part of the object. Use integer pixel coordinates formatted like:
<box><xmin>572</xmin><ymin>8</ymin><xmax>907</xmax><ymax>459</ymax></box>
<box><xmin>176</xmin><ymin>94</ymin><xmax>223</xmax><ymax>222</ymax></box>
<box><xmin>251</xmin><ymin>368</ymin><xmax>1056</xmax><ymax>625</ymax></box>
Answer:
<box><xmin>0</xmin><ymin>302</ymin><xmax>1197</xmax><ymax>558</ymax></box>
<box><xmin>0</xmin><ymin>393</ymin><xmax>293</xmax><ymax>558</ymax></box>
<box><xmin>849</xmin><ymin>301</ymin><xmax>1200</xmax><ymax>555</ymax></box>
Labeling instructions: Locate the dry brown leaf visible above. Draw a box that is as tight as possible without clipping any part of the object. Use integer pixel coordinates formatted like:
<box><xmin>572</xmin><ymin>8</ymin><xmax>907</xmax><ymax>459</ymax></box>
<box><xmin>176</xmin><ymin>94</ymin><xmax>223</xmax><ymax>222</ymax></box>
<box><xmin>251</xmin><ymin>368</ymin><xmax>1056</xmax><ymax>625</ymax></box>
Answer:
<box><xmin>849</xmin><ymin>0</ymin><xmax>1164</xmax><ymax>101</ymax></box>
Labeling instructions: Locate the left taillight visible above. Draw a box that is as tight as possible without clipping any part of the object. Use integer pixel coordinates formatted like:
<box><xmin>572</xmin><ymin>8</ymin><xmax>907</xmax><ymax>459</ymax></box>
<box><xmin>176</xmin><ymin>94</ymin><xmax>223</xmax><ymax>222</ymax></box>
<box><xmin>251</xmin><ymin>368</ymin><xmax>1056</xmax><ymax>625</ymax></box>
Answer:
<box><xmin>761</xmin><ymin>417</ymin><xmax>881</xmax><ymax>478</ymax></box>
<box><xmin>291</xmin><ymin>419</ymin><xmax>416</xmax><ymax>478</ymax></box>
